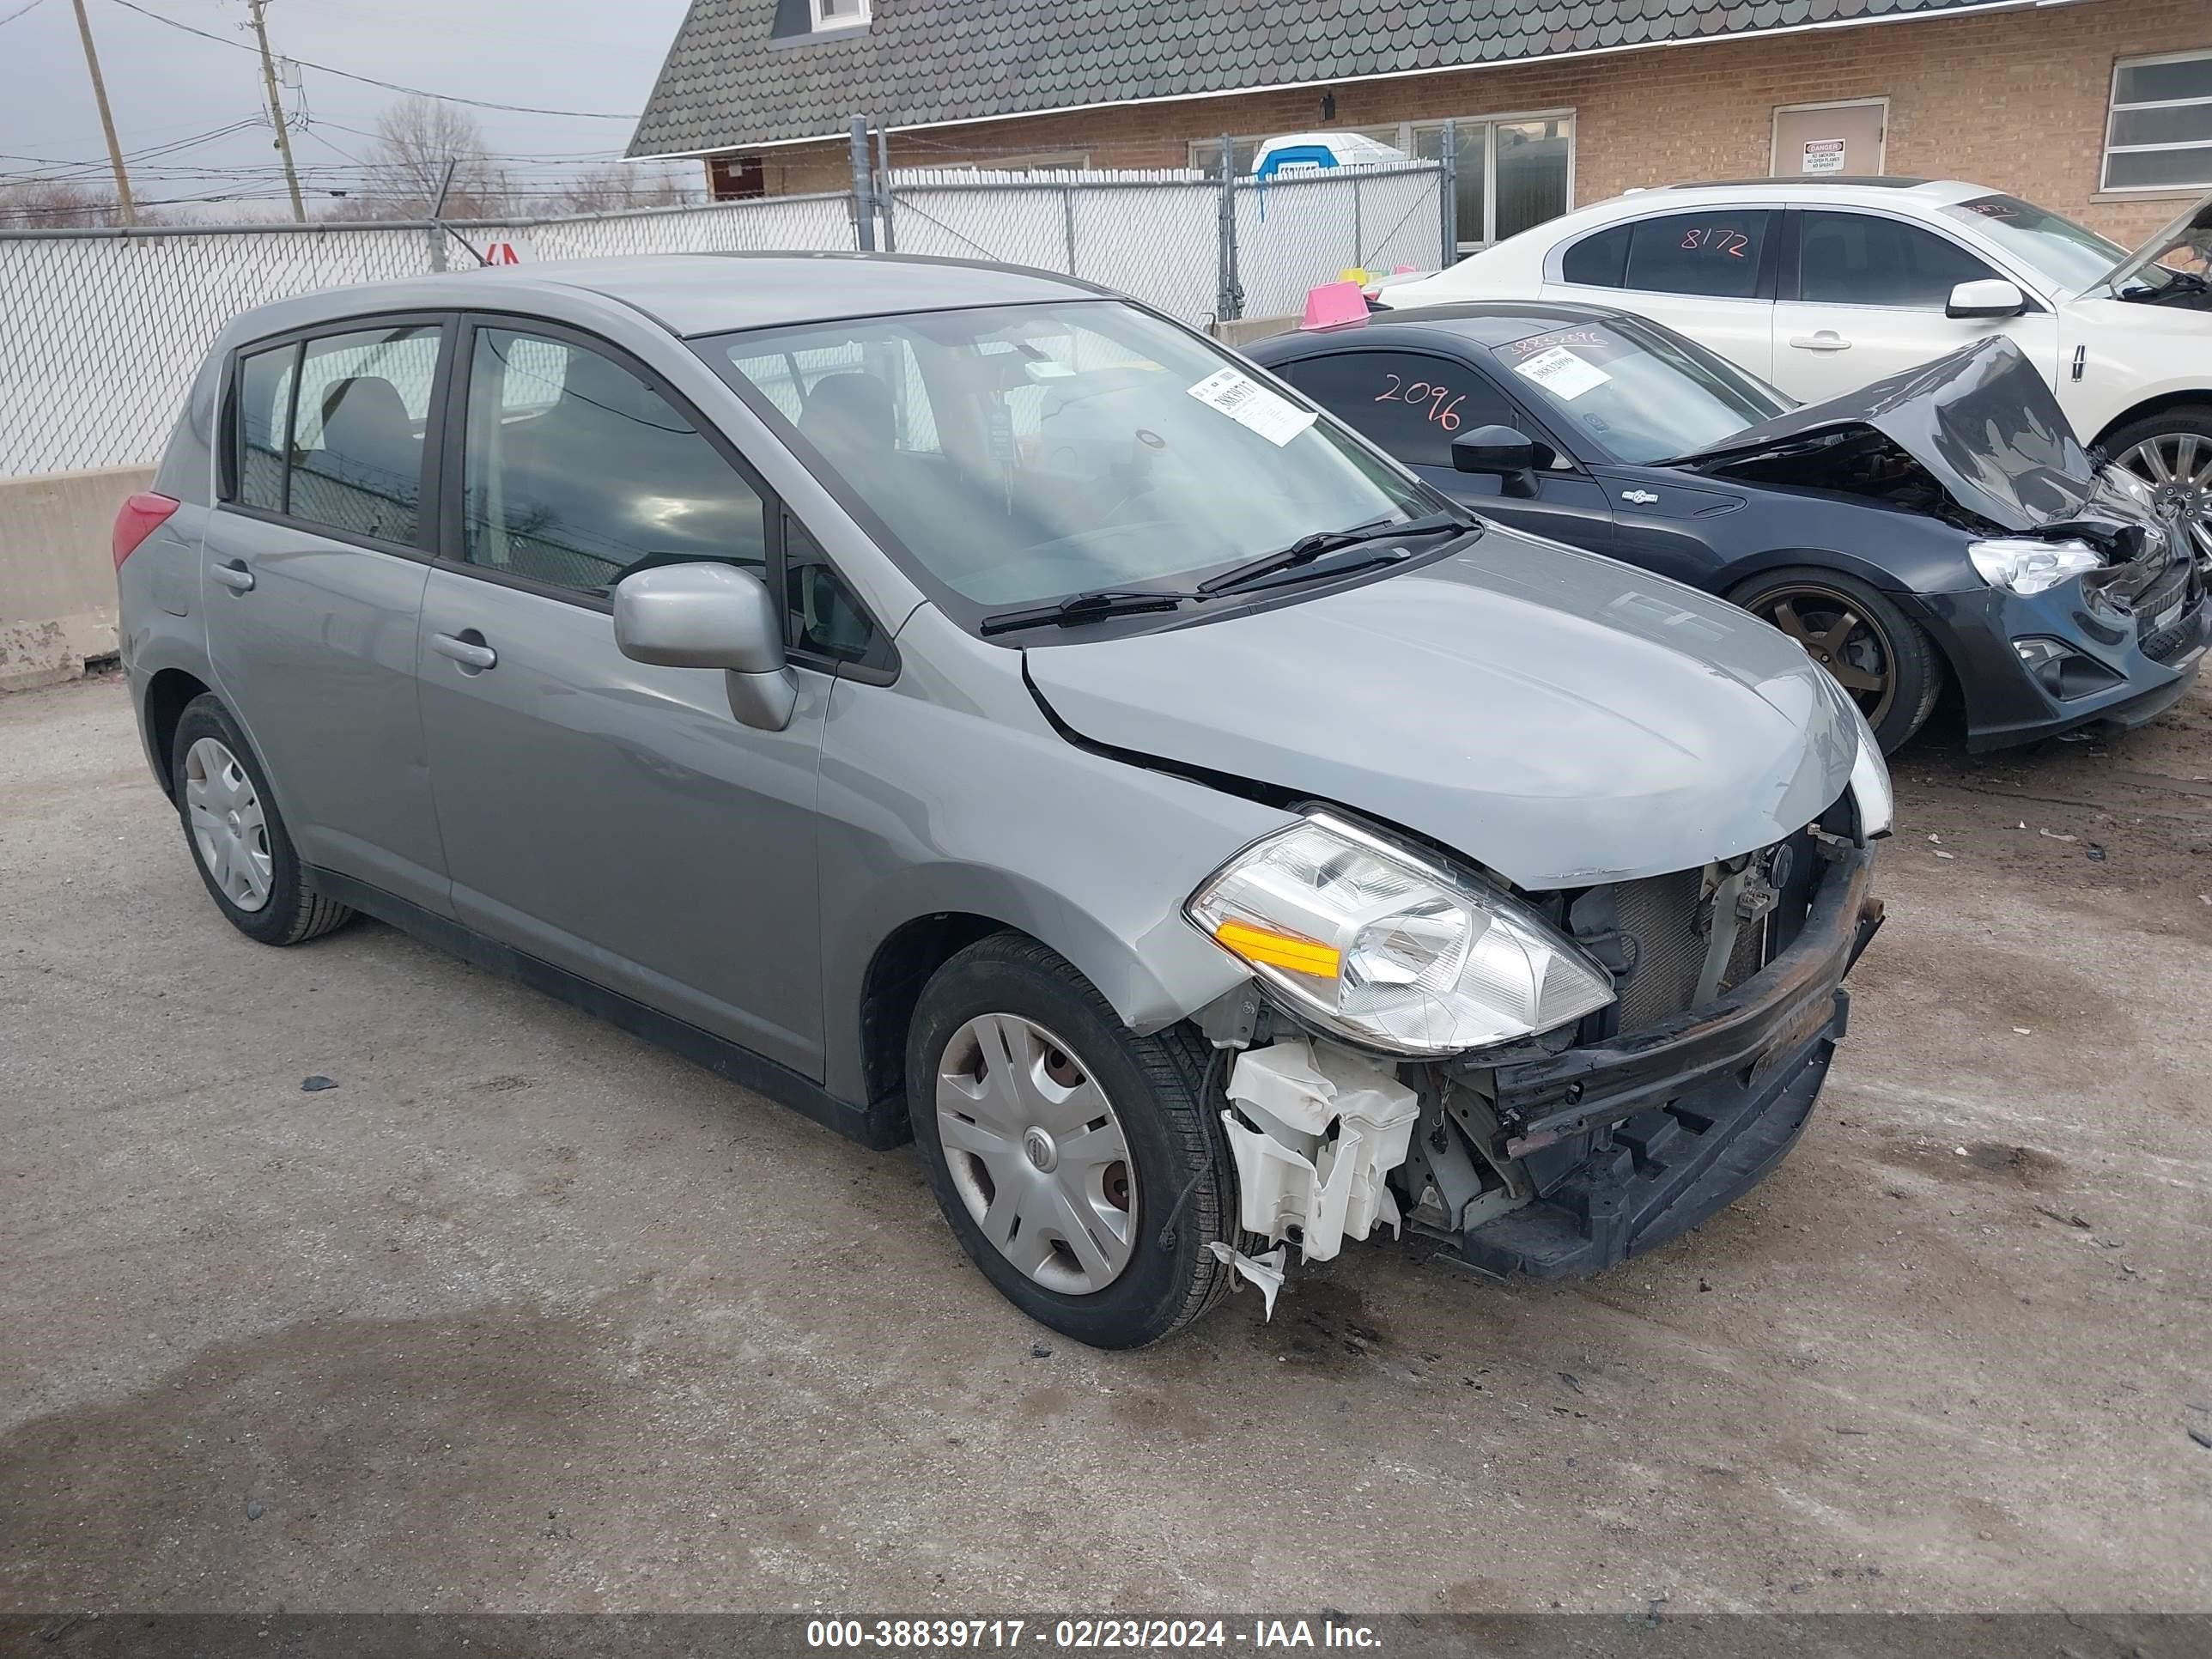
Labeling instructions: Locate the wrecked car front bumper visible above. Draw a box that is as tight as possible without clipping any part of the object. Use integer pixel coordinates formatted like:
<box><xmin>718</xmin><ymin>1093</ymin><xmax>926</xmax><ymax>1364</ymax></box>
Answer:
<box><xmin>1910</xmin><ymin>568</ymin><xmax>2209</xmax><ymax>753</ymax></box>
<box><xmin>1434</xmin><ymin>842</ymin><xmax>1881</xmax><ymax>1280</ymax></box>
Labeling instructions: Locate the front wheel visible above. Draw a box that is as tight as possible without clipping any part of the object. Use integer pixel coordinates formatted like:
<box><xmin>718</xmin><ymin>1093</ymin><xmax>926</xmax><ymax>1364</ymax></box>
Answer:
<box><xmin>2104</xmin><ymin>405</ymin><xmax>2212</xmax><ymax>568</ymax></box>
<box><xmin>1730</xmin><ymin>567</ymin><xmax>1942</xmax><ymax>754</ymax></box>
<box><xmin>905</xmin><ymin>933</ymin><xmax>1244</xmax><ymax>1348</ymax></box>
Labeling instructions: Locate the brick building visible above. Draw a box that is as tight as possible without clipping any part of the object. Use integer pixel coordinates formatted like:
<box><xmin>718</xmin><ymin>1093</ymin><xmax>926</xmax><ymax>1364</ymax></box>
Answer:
<box><xmin>629</xmin><ymin>0</ymin><xmax>2212</xmax><ymax>252</ymax></box>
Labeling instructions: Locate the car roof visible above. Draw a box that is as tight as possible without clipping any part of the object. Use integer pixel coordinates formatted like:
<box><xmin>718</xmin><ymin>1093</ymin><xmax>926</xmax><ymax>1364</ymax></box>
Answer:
<box><xmin>533</xmin><ymin>252</ymin><xmax>1115</xmax><ymax>336</ymax></box>
<box><xmin>1249</xmin><ymin>300</ymin><xmax>1631</xmax><ymax>356</ymax></box>
<box><xmin>222</xmin><ymin>251</ymin><xmax>1115</xmax><ymax>344</ymax></box>
<box><xmin>1667</xmin><ymin>174</ymin><xmax>1934</xmax><ymax>190</ymax></box>
<box><xmin>1620</xmin><ymin>177</ymin><xmax>1991</xmax><ymax>210</ymax></box>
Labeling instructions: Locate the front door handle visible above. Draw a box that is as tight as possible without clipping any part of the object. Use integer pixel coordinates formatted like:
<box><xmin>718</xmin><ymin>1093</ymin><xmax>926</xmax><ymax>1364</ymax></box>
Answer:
<box><xmin>1788</xmin><ymin>331</ymin><xmax>1852</xmax><ymax>352</ymax></box>
<box><xmin>431</xmin><ymin>631</ymin><xmax>497</xmax><ymax>672</ymax></box>
<box><xmin>210</xmin><ymin>561</ymin><xmax>255</xmax><ymax>592</ymax></box>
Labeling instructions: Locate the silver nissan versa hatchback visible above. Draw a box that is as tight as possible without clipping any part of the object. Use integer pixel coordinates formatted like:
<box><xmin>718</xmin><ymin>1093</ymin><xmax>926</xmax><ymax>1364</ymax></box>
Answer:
<box><xmin>117</xmin><ymin>252</ymin><xmax>1890</xmax><ymax>1347</ymax></box>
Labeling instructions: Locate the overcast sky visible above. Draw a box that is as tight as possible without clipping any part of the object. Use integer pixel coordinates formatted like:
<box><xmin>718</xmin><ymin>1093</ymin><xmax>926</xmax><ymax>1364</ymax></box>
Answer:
<box><xmin>0</xmin><ymin>0</ymin><xmax>697</xmax><ymax>219</ymax></box>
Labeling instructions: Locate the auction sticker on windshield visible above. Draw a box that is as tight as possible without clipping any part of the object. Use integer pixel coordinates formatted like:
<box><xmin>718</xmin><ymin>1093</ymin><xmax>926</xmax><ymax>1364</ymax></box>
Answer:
<box><xmin>1187</xmin><ymin>368</ymin><xmax>1317</xmax><ymax>447</ymax></box>
<box><xmin>1512</xmin><ymin>345</ymin><xmax>1611</xmax><ymax>402</ymax></box>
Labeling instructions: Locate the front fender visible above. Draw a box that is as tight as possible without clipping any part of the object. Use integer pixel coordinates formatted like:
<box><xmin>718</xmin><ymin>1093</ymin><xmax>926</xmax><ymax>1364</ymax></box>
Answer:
<box><xmin>813</xmin><ymin>611</ymin><xmax>1290</xmax><ymax>1109</ymax></box>
<box><xmin>1711</xmin><ymin>524</ymin><xmax>1977</xmax><ymax>601</ymax></box>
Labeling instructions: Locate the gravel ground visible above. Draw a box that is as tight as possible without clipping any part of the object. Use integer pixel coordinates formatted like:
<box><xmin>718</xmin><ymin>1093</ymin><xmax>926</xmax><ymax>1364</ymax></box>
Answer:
<box><xmin>2</xmin><ymin>672</ymin><xmax>2207</xmax><ymax>1614</ymax></box>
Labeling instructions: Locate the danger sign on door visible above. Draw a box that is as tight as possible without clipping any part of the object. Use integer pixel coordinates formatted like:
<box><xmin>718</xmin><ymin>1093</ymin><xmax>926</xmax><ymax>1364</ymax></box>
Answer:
<box><xmin>1802</xmin><ymin>138</ymin><xmax>1846</xmax><ymax>174</ymax></box>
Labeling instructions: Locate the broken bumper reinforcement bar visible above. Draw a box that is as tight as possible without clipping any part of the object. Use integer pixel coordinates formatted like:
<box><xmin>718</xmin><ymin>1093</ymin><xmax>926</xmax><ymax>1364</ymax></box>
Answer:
<box><xmin>1440</xmin><ymin>842</ymin><xmax>1882</xmax><ymax>1279</ymax></box>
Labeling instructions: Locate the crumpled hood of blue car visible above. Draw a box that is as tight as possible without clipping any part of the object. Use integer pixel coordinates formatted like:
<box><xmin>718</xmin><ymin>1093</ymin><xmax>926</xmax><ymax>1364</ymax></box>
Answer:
<box><xmin>1024</xmin><ymin>535</ymin><xmax>1861</xmax><ymax>890</ymax></box>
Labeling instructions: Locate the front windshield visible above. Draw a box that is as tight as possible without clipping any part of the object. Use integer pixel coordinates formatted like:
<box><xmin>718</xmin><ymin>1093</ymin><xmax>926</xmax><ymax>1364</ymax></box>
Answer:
<box><xmin>704</xmin><ymin>300</ymin><xmax>1436</xmax><ymax>616</ymax></box>
<box><xmin>1942</xmin><ymin>193</ymin><xmax>2169</xmax><ymax>295</ymax></box>
<box><xmin>1491</xmin><ymin>319</ymin><xmax>1789</xmax><ymax>465</ymax></box>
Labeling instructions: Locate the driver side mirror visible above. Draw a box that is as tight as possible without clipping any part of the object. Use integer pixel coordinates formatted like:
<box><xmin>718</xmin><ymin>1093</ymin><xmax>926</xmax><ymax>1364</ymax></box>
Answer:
<box><xmin>614</xmin><ymin>561</ymin><xmax>797</xmax><ymax>732</ymax></box>
<box><xmin>1452</xmin><ymin>424</ymin><xmax>1557</xmax><ymax>497</ymax></box>
<box><xmin>1946</xmin><ymin>278</ymin><xmax>2027</xmax><ymax>319</ymax></box>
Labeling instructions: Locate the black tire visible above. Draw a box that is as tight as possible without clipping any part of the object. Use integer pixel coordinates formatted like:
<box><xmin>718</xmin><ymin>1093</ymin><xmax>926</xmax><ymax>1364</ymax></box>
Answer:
<box><xmin>906</xmin><ymin>932</ymin><xmax>1245</xmax><ymax>1349</ymax></box>
<box><xmin>170</xmin><ymin>694</ymin><xmax>354</xmax><ymax>947</ymax></box>
<box><xmin>1730</xmin><ymin>565</ymin><xmax>1942</xmax><ymax>754</ymax></box>
<box><xmin>2100</xmin><ymin>404</ymin><xmax>2212</xmax><ymax>568</ymax></box>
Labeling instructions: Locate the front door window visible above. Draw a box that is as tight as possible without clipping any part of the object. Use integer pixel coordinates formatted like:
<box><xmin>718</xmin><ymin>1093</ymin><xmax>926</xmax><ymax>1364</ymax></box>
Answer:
<box><xmin>1794</xmin><ymin>212</ymin><xmax>1998</xmax><ymax>308</ymax></box>
<box><xmin>459</xmin><ymin>328</ymin><xmax>767</xmax><ymax>598</ymax></box>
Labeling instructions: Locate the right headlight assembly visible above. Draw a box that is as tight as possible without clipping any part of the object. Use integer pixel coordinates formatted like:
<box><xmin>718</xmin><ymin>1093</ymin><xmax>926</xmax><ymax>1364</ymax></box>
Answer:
<box><xmin>1186</xmin><ymin>813</ymin><xmax>1616</xmax><ymax>1057</ymax></box>
<box><xmin>1967</xmin><ymin>537</ymin><xmax>2102</xmax><ymax>596</ymax></box>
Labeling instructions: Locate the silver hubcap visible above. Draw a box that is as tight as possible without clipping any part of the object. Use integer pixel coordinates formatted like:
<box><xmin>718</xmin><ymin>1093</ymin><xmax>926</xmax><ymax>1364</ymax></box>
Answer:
<box><xmin>2118</xmin><ymin>433</ymin><xmax>2212</xmax><ymax>566</ymax></box>
<box><xmin>184</xmin><ymin>737</ymin><xmax>273</xmax><ymax>913</ymax></box>
<box><xmin>935</xmin><ymin>1012</ymin><xmax>1138</xmax><ymax>1295</ymax></box>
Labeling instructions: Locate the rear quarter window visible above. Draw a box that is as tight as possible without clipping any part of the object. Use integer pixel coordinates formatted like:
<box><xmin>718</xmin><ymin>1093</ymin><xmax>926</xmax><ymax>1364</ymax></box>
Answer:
<box><xmin>1560</xmin><ymin>223</ymin><xmax>1631</xmax><ymax>288</ymax></box>
<box><xmin>234</xmin><ymin>343</ymin><xmax>294</xmax><ymax>513</ymax></box>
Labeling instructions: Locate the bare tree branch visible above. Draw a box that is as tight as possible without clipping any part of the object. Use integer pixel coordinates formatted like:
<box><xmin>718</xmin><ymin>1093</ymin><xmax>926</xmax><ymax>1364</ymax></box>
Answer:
<box><xmin>343</xmin><ymin>95</ymin><xmax>507</xmax><ymax>220</ymax></box>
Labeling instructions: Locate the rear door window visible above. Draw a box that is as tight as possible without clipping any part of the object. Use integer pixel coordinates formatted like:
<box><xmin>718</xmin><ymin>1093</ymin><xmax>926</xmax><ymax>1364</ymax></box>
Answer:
<box><xmin>227</xmin><ymin>319</ymin><xmax>444</xmax><ymax>545</ymax></box>
<box><xmin>1623</xmin><ymin>210</ymin><xmax>1775</xmax><ymax>299</ymax></box>
<box><xmin>1793</xmin><ymin>210</ymin><xmax>2000</xmax><ymax>307</ymax></box>
<box><xmin>286</xmin><ymin>325</ymin><xmax>443</xmax><ymax>544</ymax></box>
<box><xmin>1282</xmin><ymin>349</ymin><xmax>1515</xmax><ymax>467</ymax></box>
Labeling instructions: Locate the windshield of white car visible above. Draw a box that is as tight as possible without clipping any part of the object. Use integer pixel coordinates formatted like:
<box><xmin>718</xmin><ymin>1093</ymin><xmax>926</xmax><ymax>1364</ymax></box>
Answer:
<box><xmin>701</xmin><ymin>300</ymin><xmax>1441</xmax><ymax>627</ymax></box>
<box><xmin>1489</xmin><ymin>319</ymin><xmax>1790</xmax><ymax>465</ymax></box>
<box><xmin>1942</xmin><ymin>193</ymin><xmax>2175</xmax><ymax>295</ymax></box>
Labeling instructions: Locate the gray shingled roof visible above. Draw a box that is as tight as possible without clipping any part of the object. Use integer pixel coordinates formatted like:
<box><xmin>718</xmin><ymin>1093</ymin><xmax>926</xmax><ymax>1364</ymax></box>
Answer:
<box><xmin>630</xmin><ymin>0</ymin><xmax>1996</xmax><ymax>158</ymax></box>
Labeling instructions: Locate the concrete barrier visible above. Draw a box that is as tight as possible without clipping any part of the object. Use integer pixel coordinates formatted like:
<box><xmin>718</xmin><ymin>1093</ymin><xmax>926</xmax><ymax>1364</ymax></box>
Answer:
<box><xmin>0</xmin><ymin>465</ymin><xmax>150</xmax><ymax>690</ymax></box>
<box><xmin>1215</xmin><ymin>314</ymin><xmax>1301</xmax><ymax>349</ymax></box>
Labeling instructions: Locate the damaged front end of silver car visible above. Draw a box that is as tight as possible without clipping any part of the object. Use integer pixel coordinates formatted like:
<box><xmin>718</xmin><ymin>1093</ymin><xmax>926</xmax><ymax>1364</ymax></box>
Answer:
<box><xmin>1187</xmin><ymin>752</ymin><xmax>1889</xmax><ymax>1310</ymax></box>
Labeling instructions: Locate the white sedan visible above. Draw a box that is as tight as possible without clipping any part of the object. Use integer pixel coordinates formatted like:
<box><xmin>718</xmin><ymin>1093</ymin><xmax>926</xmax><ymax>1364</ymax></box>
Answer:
<box><xmin>1382</xmin><ymin>179</ymin><xmax>2212</xmax><ymax>562</ymax></box>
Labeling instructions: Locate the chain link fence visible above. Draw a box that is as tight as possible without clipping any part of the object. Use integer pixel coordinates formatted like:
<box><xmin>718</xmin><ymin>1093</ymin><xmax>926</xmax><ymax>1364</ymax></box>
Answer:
<box><xmin>1</xmin><ymin>155</ymin><xmax>1443</xmax><ymax>480</ymax></box>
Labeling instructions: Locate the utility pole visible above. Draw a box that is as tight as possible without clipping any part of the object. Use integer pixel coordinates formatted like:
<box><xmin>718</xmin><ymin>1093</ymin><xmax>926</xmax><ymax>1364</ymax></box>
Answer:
<box><xmin>68</xmin><ymin>0</ymin><xmax>135</xmax><ymax>226</ymax></box>
<box><xmin>246</xmin><ymin>0</ymin><xmax>306</xmax><ymax>223</ymax></box>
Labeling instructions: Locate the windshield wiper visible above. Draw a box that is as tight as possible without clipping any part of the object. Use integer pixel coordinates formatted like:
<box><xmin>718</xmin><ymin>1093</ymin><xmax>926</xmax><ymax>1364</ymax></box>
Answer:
<box><xmin>1196</xmin><ymin>511</ymin><xmax>1472</xmax><ymax>596</ymax></box>
<box><xmin>978</xmin><ymin>586</ymin><xmax>1202</xmax><ymax>636</ymax></box>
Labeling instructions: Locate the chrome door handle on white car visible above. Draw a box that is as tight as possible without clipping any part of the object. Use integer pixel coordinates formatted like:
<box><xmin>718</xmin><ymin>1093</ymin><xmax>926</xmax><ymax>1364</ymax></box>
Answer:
<box><xmin>431</xmin><ymin>632</ymin><xmax>498</xmax><ymax>672</ymax></box>
<box><xmin>210</xmin><ymin>561</ymin><xmax>255</xmax><ymax>592</ymax></box>
<box><xmin>1789</xmin><ymin>332</ymin><xmax>1852</xmax><ymax>352</ymax></box>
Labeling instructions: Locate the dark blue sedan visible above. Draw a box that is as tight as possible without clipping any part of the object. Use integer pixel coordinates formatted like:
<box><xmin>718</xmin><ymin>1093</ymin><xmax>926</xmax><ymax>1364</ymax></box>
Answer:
<box><xmin>1248</xmin><ymin>303</ymin><xmax>2208</xmax><ymax>752</ymax></box>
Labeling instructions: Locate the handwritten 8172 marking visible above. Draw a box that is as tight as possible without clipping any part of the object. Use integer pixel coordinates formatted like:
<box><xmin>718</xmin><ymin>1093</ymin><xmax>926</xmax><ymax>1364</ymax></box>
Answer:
<box><xmin>1680</xmin><ymin>227</ymin><xmax>1751</xmax><ymax>258</ymax></box>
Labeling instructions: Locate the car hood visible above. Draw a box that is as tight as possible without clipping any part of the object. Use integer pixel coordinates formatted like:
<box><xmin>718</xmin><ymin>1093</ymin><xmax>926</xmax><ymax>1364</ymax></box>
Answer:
<box><xmin>1024</xmin><ymin>535</ymin><xmax>1861</xmax><ymax>890</ymax></box>
<box><xmin>2094</xmin><ymin>186</ymin><xmax>2212</xmax><ymax>295</ymax></box>
<box><xmin>1674</xmin><ymin>335</ymin><xmax>2107</xmax><ymax>535</ymax></box>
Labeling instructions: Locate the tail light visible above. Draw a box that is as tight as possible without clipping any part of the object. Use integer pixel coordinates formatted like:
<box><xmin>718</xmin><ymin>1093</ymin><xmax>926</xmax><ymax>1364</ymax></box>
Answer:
<box><xmin>112</xmin><ymin>492</ymin><xmax>180</xmax><ymax>569</ymax></box>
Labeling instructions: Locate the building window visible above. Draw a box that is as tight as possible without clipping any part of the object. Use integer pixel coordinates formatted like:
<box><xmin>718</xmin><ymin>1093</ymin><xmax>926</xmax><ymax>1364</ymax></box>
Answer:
<box><xmin>1189</xmin><ymin>113</ymin><xmax>1574</xmax><ymax>251</ymax></box>
<box><xmin>1190</xmin><ymin>137</ymin><xmax>1261</xmax><ymax>179</ymax></box>
<box><xmin>2104</xmin><ymin>50</ymin><xmax>2212</xmax><ymax>191</ymax></box>
<box><xmin>1413</xmin><ymin>115</ymin><xmax>1573</xmax><ymax>251</ymax></box>
<box><xmin>813</xmin><ymin>0</ymin><xmax>867</xmax><ymax>31</ymax></box>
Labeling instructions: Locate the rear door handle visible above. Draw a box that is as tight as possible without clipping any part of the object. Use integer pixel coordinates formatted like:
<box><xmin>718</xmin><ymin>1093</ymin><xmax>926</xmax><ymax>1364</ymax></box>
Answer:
<box><xmin>1788</xmin><ymin>332</ymin><xmax>1852</xmax><ymax>352</ymax></box>
<box><xmin>210</xmin><ymin>561</ymin><xmax>255</xmax><ymax>592</ymax></box>
<box><xmin>430</xmin><ymin>631</ymin><xmax>497</xmax><ymax>672</ymax></box>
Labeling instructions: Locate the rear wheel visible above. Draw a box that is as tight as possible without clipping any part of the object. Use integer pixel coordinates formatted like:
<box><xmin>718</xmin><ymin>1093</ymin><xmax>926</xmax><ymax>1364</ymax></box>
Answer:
<box><xmin>1731</xmin><ymin>566</ymin><xmax>1941</xmax><ymax>753</ymax></box>
<box><xmin>2105</xmin><ymin>405</ymin><xmax>2212</xmax><ymax>568</ymax></box>
<box><xmin>906</xmin><ymin>933</ymin><xmax>1243</xmax><ymax>1348</ymax></box>
<box><xmin>171</xmin><ymin>695</ymin><xmax>353</xmax><ymax>946</ymax></box>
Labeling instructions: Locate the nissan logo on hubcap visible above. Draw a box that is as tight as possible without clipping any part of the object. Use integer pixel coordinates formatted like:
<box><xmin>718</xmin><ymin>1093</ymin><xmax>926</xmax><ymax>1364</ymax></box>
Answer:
<box><xmin>1022</xmin><ymin>1127</ymin><xmax>1057</xmax><ymax>1173</ymax></box>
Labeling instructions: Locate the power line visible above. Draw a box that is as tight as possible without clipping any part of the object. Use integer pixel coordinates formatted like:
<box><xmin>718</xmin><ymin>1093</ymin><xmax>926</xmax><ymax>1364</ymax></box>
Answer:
<box><xmin>0</xmin><ymin>118</ymin><xmax>261</xmax><ymax>183</ymax></box>
<box><xmin>104</xmin><ymin>0</ymin><xmax>641</xmax><ymax>118</ymax></box>
<box><xmin>0</xmin><ymin>0</ymin><xmax>52</xmax><ymax>27</ymax></box>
